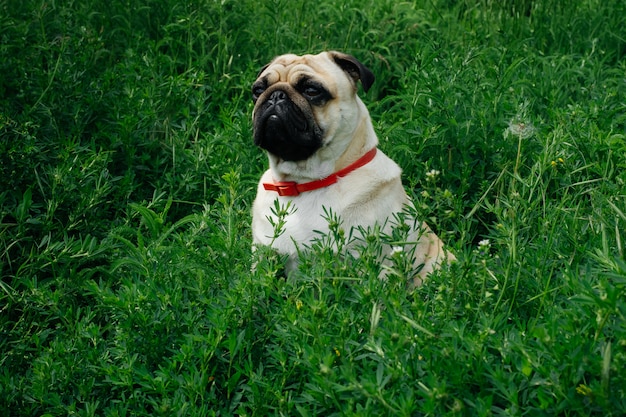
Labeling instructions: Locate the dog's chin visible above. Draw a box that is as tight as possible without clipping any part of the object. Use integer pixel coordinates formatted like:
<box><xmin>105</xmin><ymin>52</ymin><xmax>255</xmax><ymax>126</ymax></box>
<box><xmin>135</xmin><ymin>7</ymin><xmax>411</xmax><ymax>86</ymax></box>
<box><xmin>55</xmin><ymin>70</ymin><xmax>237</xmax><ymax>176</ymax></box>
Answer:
<box><xmin>254</xmin><ymin>113</ymin><xmax>323</xmax><ymax>162</ymax></box>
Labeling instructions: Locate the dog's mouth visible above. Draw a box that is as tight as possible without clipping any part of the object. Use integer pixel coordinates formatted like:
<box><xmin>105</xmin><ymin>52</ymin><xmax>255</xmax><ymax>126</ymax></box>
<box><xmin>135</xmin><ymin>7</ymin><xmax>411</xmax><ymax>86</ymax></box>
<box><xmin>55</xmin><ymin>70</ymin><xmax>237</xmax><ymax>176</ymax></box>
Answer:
<box><xmin>254</xmin><ymin>93</ymin><xmax>322</xmax><ymax>162</ymax></box>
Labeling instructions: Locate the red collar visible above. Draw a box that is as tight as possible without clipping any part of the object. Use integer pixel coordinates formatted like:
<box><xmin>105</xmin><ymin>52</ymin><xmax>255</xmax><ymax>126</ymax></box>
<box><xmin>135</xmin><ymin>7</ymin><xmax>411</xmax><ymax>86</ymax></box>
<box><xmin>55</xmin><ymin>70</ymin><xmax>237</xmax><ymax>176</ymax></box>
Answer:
<box><xmin>263</xmin><ymin>148</ymin><xmax>377</xmax><ymax>196</ymax></box>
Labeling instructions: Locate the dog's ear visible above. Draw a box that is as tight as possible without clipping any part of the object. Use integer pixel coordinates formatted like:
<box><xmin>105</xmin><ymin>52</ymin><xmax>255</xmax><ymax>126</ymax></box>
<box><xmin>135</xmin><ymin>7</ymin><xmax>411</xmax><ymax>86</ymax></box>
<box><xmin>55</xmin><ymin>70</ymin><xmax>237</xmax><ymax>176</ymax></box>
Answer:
<box><xmin>329</xmin><ymin>51</ymin><xmax>375</xmax><ymax>93</ymax></box>
<box><xmin>256</xmin><ymin>63</ymin><xmax>270</xmax><ymax>78</ymax></box>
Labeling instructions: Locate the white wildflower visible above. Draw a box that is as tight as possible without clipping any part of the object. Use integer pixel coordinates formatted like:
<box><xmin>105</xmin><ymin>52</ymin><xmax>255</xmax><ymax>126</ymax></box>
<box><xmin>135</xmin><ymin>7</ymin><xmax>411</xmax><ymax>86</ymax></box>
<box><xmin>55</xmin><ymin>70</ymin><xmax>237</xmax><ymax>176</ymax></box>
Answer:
<box><xmin>478</xmin><ymin>239</ymin><xmax>491</xmax><ymax>256</ymax></box>
<box><xmin>478</xmin><ymin>239</ymin><xmax>491</xmax><ymax>249</ymax></box>
<box><xmin>391</xmin><ymin>246</ymin><xmax>404</xmax><ymax>255</ymax></box>
<box><xmin>425</xmin><ymin>169</ymin><xmax>440</xmax><ymax>181</ymax></box>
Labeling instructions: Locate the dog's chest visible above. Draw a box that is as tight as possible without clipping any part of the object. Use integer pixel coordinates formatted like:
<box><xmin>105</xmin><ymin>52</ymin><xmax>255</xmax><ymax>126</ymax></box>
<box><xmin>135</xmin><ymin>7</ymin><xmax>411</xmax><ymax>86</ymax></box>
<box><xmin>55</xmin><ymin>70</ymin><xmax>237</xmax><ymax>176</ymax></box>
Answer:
<box><xmin>253</xmin><ymin>187</ymin><xmax>341</xmax><ymax>251</ymax></box>
<box><xmin>252</xmin><ymin>153</ymin><xmax>407</xmax><ymax>256</ymax></box>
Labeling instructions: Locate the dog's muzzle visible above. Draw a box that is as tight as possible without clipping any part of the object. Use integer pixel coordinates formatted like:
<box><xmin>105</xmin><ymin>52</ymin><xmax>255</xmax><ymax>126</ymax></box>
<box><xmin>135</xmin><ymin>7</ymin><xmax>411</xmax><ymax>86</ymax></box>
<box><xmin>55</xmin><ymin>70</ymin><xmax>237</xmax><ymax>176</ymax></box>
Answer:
<box><xmin>253</xmin><ymin>88</ymin><xmax>323</xmax><ymax>162</ymax></box>
<box><xmin>264</xmin><ymin>90</ymin><xmax>308</xmax><ymax>134</ymax></box>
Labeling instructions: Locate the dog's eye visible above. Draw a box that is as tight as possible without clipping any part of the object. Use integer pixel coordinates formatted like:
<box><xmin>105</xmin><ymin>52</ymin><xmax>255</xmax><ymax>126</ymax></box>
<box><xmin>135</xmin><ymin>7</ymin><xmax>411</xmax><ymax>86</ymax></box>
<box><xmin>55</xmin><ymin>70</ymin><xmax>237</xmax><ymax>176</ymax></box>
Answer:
<box><xmin>298</xmin><ymin>80</ymin><xmax>330</xmax><ymax>103</ymax></box>
<box><xmin>303</xmin><ymin>86</ymin><xmax>322</xmax><ymax>98</ymax></box>
<box><xmin>252</xmin><ymin>85</ymin><xmax>266</xmax><ymax>100</ymax></box>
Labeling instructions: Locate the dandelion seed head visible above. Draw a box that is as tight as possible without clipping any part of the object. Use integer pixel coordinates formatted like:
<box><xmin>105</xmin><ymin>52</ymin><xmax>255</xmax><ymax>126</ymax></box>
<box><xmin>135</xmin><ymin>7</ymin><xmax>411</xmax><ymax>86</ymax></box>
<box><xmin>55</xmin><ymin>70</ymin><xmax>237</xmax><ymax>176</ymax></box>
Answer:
<box><xmin>505</xmin><ymin>120</ymin><xmax>536</xmax><ymax>139</ymax></box>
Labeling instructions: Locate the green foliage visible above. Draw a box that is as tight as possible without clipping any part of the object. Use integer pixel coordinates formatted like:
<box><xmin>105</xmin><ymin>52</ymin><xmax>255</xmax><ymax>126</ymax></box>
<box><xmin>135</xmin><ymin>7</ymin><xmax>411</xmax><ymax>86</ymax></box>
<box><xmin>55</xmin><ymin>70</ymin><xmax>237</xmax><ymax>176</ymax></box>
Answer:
<box><xmin>1</xmin><ymin>0</ymin><xmax>625</xmax><ymax>415</ymax></box>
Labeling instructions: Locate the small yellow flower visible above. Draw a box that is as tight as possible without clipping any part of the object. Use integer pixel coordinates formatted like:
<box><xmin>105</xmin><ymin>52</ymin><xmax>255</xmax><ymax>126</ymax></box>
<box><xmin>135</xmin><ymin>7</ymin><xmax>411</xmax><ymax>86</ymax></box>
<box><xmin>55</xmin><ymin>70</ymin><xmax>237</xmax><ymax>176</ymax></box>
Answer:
<box><xmin>295</xmin><ymin>299</ymin><xmax>303</xmax><ymax>310</ymax></box>
<box><xmin>551</xmin><ymin>158</ymin><xmax>565</xmax><ymax>169</ymax></box>
<box><xmin>576</xmin><ymin>384</ymin><xmax>593</xmax><ymax>396</ymax></box>
<box><xmin>333</xmin><ymin>347</ymin><xmax>341</xmax><ymax>357</ymax></box>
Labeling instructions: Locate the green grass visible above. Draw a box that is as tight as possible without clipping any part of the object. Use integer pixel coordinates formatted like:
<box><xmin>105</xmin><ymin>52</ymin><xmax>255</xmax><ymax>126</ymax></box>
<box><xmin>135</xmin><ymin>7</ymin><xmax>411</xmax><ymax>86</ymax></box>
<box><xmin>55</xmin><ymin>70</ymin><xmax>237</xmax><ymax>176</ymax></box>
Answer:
<box><xmin>1</xmin><ymin>0</ymin><xmax>625</xmax><ymax>415</ymax></box>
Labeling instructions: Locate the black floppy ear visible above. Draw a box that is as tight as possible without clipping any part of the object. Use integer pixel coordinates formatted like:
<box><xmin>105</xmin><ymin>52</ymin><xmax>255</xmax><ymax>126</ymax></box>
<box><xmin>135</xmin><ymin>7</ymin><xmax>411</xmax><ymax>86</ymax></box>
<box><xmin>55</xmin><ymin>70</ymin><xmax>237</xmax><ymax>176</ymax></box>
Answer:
<box><xmin>329</xmin><ymin>51</ymin><xmax>375</xmax><ymax>93</ymax></box>
<box><xmin>256</xmin><ymin>63</ymin><xmax>270</xmax><ymax>78</ymax></box>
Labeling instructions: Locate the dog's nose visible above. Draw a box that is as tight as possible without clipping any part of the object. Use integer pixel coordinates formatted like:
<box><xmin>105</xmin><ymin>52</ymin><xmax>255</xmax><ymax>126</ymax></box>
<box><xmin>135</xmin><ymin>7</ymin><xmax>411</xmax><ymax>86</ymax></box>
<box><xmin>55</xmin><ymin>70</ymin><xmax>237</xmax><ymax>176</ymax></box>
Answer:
<box><xmin>268</xmin><ymin>90</ymin><xmax>288</xmax><ymax>105</ymax></box>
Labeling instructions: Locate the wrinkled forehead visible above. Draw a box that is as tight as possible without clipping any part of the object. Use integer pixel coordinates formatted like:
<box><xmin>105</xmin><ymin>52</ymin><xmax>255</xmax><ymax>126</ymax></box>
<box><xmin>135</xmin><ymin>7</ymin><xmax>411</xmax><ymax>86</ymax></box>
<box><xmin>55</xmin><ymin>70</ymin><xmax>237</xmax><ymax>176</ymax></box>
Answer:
<box><xmin>259</xmin><ymin>53</ymin><xmax>343</xmax><ymax>85</ymax></box>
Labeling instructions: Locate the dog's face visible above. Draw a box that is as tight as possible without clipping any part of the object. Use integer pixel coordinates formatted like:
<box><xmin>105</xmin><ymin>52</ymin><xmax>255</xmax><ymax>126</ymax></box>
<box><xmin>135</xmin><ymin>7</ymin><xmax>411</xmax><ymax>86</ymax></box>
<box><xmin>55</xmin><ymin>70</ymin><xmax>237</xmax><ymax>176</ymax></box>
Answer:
<box><xmin>252</xmin><ymin>51</ymin><xmax>375</xmax><ymax>162</ymax></box>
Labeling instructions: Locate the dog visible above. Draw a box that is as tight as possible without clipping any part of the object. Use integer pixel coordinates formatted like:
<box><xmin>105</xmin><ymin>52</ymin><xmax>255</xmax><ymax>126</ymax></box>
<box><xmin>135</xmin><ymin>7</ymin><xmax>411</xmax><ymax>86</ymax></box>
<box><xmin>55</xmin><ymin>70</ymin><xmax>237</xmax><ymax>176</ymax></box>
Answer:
<box><xmin>251</xmin><ymin>51</ymin><xmax>453</xmax><ymax>286</ymax></box>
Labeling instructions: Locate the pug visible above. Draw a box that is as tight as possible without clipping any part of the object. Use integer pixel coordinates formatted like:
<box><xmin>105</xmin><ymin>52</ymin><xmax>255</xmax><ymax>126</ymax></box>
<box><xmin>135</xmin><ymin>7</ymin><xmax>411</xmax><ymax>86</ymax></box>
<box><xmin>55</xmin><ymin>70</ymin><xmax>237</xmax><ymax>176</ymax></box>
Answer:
<box><xmin>251</xmin><ymin>51</ymin><xmax>453</xmax><ymax>286</ymax></box>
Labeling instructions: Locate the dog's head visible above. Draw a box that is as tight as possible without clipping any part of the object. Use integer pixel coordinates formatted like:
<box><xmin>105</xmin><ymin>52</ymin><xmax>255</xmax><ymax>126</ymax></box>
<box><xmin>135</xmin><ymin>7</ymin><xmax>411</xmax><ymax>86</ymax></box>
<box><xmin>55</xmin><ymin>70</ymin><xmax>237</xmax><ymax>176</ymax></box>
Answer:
<box><xmin>252</xmin><ymin>51</ymin><xmax>375</xmax><ymax>162</ymax></box>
